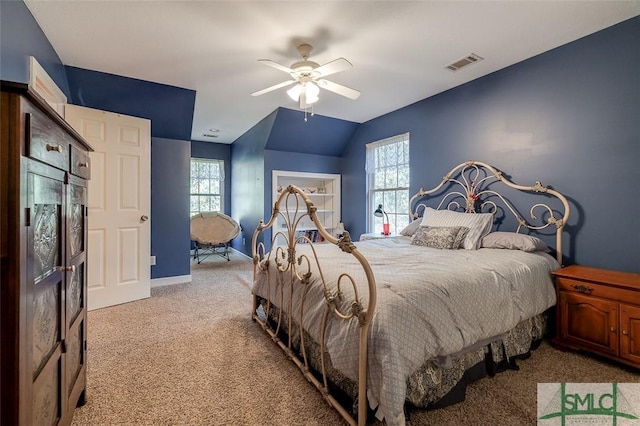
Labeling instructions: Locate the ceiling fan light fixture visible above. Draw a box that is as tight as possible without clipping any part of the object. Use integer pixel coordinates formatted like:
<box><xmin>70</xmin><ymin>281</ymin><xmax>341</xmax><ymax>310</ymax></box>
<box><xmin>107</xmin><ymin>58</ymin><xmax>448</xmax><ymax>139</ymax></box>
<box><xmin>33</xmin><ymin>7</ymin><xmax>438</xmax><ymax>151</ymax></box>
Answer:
<box><xmin>287</xmin><ymin>84</ymin><xmax>301</xmax><ymax>101</ymax></box>
<box><xmin>305</xmin><ymin>82</ymin><xmax>319</xmax><ymax>104</ymax></box>
<box><xmin>287</xmin><ymin>82</ymin><xmax>320</xmax><ymax>104</ymax></box>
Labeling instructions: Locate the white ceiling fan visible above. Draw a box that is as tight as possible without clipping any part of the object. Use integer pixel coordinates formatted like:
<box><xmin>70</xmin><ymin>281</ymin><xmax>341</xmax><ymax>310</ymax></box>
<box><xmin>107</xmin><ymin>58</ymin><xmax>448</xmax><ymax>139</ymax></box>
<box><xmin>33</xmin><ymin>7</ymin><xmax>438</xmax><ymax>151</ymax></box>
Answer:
<box><xmin>251</xmin><ymin>43</ymin><xmax>360</xmax><ymax>109</ymax></box>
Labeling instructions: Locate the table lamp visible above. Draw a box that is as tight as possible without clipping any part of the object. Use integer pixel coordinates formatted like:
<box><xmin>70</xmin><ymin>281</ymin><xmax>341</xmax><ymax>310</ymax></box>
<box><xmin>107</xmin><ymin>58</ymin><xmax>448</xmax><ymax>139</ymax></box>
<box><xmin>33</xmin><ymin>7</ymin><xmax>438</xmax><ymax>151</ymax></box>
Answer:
<box><xmin>374</xmin><ymin>204</ymin><xmax>390</xmax><ymax>235</ymax></box>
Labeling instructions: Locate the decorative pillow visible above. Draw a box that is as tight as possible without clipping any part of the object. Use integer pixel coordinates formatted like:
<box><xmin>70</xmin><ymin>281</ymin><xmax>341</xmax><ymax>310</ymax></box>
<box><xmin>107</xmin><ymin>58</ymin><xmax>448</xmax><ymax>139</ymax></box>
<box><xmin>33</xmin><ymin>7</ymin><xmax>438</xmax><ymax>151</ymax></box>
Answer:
<box><xmin>399</xmin><ymin>218</ymin><xmax>422</xmax><ymax>236</ymax></box>
<box><xmin>481</xmin><ymin>232</ymin><xmax>550</xmax><ymax>252</ymax></box>
<box><xmin>410</xmin><ymin>226</ymin><xmax>469</xmax><ymax>250</ymax></box>
<box><xmin>420</xmin><ymin>207</ymin><xmax>493</xmax><ymax>250</ymax></box>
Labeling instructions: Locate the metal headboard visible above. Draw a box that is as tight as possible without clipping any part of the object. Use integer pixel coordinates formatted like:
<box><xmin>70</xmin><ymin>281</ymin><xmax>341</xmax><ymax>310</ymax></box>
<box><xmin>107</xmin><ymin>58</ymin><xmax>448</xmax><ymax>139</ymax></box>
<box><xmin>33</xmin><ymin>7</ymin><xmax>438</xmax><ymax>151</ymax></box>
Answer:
<box><xmin>409</xmin><ymin>161</ymin><xmax>570</xmax><ymax>264</ymax></box>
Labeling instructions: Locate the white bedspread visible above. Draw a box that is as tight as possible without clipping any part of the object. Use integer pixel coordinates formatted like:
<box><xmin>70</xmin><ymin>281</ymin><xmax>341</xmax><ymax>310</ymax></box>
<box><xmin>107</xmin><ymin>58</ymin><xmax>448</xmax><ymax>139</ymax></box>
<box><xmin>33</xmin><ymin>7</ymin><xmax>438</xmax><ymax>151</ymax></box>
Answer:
<box><xmin>253</xmin><ymin>236</ymin><xmax>559</xmax><ymax>425</ymax></box>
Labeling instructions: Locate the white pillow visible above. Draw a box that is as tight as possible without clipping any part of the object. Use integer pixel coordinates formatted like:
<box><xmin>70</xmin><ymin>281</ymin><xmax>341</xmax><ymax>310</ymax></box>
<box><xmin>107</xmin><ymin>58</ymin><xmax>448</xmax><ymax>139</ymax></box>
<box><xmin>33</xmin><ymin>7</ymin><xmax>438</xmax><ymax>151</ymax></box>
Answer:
<box><xmin>399</xmin><ymin>218</ymin><xmax>422</xmax><ymax>236</ymax></box>
<box><xmin>420</xmin><ymin>207</ymin><xmax>493</xmax><ymax>250</ymax></box>
<box><xmin>481</xmin><ymin>232</ymin><xmax>550</xmax><ymax>252</ymax></box>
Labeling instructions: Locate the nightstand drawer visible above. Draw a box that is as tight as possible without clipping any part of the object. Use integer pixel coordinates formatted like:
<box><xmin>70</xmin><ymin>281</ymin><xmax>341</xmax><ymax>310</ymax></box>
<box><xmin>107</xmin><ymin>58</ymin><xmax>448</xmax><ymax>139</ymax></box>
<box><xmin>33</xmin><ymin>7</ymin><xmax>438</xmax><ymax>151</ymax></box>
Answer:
<box><xmin>557</xmin><ymin>277</ymin><xmax>640</xmax><ymax>306</ymax></box>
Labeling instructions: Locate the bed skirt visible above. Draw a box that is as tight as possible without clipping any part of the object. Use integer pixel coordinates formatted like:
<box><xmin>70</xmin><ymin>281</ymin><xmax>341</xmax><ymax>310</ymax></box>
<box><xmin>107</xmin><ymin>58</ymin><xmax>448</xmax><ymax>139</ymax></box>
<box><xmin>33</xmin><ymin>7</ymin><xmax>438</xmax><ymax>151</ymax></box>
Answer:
<box><xmin>256</xmin><ymin>296</ymin><xmax>550</xmax><ymax>419</ymax></box>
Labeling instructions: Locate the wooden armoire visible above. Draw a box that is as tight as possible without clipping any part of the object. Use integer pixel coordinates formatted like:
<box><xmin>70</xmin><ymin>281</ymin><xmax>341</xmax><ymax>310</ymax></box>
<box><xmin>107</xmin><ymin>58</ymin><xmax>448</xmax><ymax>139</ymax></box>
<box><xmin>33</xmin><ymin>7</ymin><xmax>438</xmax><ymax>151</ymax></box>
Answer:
<box><xmin>1</xmin><ymin>81</ymin><xmax>92</xmax><ymax>425</ymax></box>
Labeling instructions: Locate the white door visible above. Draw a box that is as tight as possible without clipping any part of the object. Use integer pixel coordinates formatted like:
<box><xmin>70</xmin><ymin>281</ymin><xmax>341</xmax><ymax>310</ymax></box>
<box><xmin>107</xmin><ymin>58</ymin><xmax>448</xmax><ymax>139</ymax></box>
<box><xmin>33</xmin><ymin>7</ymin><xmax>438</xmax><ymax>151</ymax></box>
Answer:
<box><xmin>65</xmin><ymin>105</ymin><xmax>151</xmax><ymax>310</ymax></box>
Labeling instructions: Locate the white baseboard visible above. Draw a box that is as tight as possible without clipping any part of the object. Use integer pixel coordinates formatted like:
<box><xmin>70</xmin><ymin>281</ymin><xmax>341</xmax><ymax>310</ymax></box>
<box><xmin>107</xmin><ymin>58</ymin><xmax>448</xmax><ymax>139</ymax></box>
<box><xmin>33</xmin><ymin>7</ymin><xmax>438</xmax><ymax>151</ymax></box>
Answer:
<box><xmin>151</xmin><ymin>274</ymin><xmax>192</xmax><ymax>288</ymax></box>
<box><xmin>230</xmin><ymin>247</ymin><xmax>252</xmax><ymax>259</ymax></box>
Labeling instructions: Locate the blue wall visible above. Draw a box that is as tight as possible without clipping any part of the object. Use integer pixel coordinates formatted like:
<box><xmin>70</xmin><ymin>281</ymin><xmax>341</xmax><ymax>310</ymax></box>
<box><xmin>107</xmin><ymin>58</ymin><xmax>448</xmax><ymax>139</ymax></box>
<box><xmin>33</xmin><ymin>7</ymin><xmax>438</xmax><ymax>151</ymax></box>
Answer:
<box><xmin>66</xmin><ymin>66</ymin><xmax>195</xmax><ymax>141</ymax></box>
<box><xmin>151</xmin><ymin>138</ymin><xmax>191</xmax><ymax>279</ymax></box>
<box><xmin>265</xmin><ymin>108</ymin><xmax>358</xmax><ymax>156</ymax></box>
<box><xmin>230</xmin><ymin>110</ymin><xmax>276</xmax><ymax>254</ymax></box>
<box><xmin>342</xmin><ymin>17</ymin><xmax>640</xmax><ymax>273</ymax></box>
<box><xmin>191</xmin><ymin>141</ymin><xmax>232</xmax><ymax>217</ymax></box>
<box><xmin>0</xmin><ymin>1</ymin><xmax>70</xmax><ymax>96</ymax></box>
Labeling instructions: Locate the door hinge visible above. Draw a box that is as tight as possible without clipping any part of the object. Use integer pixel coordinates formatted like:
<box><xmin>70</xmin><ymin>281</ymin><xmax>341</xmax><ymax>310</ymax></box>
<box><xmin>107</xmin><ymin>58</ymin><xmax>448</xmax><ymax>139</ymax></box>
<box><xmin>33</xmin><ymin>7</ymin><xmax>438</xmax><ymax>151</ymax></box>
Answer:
<box><xmin>84</xmin><ymin>340</ymin><xmax>87</xmax><ymax>351</ymax></box>
<box><xmin>61</xmin><ymin>339</ymin><xmax>67</xmax><ymax>353</ymax></box>
<box><xmin>25</xmin><ymin>207</ymin><xmax>31</xmax><ymax>226</ymax></box>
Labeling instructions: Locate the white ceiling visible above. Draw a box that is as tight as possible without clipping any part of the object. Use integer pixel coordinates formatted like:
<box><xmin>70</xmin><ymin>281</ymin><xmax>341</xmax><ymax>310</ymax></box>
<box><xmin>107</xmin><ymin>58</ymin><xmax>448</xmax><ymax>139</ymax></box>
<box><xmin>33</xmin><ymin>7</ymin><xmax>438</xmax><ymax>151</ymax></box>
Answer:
<box><xmin>24</xmin><ymin>1</ymin><xmax>639</xmax><ymax>144</ymax></box>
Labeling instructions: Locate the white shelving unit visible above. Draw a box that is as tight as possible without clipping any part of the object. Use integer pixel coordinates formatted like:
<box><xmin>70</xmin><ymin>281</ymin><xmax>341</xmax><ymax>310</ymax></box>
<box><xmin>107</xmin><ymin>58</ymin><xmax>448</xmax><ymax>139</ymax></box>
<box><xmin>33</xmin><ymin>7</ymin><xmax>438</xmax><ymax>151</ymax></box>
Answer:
<box><xmin>272</xmin><ymin>170</ymin><xmax>341</xmax><ymax>242</ymax></box>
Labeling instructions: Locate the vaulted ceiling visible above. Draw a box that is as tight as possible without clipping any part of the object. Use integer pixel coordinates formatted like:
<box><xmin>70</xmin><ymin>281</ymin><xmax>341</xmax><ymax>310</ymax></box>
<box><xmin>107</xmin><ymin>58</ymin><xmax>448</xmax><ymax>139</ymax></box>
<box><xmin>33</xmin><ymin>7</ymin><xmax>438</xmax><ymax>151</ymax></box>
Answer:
<box><xmin>24</xmin><ymin>1</ymin><xmax>639</xmax><ymax>144</ymax></box>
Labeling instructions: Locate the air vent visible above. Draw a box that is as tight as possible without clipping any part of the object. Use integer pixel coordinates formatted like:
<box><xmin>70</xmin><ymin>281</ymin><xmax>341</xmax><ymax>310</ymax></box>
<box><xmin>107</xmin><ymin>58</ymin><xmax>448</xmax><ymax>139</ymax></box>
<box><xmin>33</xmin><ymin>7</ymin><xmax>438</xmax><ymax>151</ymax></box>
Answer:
<box><xmin>445</xmin><ymin>53</ymin><xmax>483</xmax><ymax>71</ymax></box>
<box><xmin>203</xmin><ymin>133</ymin><xmax>219</xmax><ymax>138</ymax></box>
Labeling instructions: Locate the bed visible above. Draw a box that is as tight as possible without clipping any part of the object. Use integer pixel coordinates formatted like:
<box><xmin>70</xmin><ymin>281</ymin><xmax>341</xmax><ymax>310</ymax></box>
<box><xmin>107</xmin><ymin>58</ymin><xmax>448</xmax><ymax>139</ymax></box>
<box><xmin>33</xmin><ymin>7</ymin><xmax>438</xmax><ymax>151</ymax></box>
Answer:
<box><xmin>251</xmin><ymin>161</ymin><xmax>570</xmax><ymax>426</ymax></box>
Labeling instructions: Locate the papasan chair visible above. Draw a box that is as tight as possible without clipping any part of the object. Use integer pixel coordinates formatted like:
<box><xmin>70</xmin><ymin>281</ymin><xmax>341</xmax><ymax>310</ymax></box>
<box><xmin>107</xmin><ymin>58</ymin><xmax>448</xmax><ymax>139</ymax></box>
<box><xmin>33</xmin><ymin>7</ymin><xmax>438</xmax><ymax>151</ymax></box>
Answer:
<box><xmin>190</xmin><ymin>212</ymin><xmax>240</xmax><ymax>263</ymax></box>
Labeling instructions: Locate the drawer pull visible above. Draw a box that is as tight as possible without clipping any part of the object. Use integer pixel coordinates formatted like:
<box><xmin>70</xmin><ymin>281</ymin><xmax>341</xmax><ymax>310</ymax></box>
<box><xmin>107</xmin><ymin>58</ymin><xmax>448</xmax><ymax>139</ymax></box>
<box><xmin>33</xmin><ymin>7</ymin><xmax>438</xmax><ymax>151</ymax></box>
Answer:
<box><xmin>78</xmin><ymin>162</ymin><xmax>89</xmax><ymax>168</ymax></box>
<box><xmin>622</xmin><ymin>330</ymin><xmax>629</xmax><ymax>335</ymax></box>
<box><xmin>46</xmin><ymin>144</ymin><xmax>63</xmax><ymax>153</ymax></box>
<box><xmin>610</xmin><ymin>327</ymin><xmax>616</xmax><ymax>332</ymax></box>
<box><xmin>571</xmin><ymin>284</ymin><xmax>593</xmax><ymax>294</ymax></box>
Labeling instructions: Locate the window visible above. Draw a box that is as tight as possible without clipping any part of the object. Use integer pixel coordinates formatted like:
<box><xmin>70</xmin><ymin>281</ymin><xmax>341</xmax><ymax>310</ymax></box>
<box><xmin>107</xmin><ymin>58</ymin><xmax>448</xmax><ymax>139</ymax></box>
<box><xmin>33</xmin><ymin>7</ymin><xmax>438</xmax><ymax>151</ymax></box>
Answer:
<box><xmin>366</xmin><ymin>133</ymin><xmax>410</xmax><ymax>235</ymax></box>
<box><xmin>190</xmin><ymin>158</ymin><xmax>224</xmax><ymax>217</ymax></box>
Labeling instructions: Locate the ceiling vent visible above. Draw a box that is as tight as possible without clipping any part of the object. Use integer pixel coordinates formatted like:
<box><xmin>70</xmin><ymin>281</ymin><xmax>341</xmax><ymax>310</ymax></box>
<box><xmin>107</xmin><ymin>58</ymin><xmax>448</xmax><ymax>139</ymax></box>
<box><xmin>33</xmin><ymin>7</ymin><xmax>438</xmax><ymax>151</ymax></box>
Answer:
<box><xmin>203</xmin><ymin>133</ymin><xmax>219</xmax><ymax>138</ymax></box>
<box><xmin>445</xmin><ymin>53</ymin><xmax>483</xmax><ymax>71</ymax></box>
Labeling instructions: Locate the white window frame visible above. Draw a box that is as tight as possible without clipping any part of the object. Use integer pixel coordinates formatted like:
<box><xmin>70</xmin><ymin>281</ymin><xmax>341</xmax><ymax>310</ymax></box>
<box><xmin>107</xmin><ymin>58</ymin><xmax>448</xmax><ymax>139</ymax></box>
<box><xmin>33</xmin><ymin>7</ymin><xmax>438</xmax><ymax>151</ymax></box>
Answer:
<box><xmin>190</xmin><ymin>158</ymin><xmax>224</xmax><ymax>217</ymax></box>
<box><xmin>366</xmin><ymin>133</ymin><xmax>410</xmax><ymax>235</ymax></box>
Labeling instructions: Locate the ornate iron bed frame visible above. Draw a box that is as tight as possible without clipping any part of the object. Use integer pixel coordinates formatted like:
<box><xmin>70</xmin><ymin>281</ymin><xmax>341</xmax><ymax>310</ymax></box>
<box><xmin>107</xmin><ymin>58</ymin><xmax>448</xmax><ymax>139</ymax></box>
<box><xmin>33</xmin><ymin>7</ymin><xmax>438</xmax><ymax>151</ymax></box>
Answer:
<box><xmin>251</xmin><ymin>161</ymin><xmax>570</xmax><ymax>425</ymax></box>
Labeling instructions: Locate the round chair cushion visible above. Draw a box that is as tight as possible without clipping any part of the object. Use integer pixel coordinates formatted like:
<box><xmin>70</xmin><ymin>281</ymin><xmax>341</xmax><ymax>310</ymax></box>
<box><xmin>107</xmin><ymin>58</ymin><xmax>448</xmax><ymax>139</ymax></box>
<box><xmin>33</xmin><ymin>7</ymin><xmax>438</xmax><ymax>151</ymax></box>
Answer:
<box><xmin>190</xmin><ymin>212</ymin><xmax>240</xmax><ymax>245</ymax></box>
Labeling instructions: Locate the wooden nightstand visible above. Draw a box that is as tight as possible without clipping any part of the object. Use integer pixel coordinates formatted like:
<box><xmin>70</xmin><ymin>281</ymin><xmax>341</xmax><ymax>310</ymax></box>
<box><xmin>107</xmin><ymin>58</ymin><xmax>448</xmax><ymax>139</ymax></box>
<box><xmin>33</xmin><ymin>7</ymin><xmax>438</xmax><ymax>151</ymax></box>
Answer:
<box><xmin>359</xmin><ymin>233</ymin><xmax>395</xmax><ymax>241</ymax></box>
<box><xmin>552</xmin><ymin>265</ymin><xmax>640</xmax><ymax>369</ymax></box>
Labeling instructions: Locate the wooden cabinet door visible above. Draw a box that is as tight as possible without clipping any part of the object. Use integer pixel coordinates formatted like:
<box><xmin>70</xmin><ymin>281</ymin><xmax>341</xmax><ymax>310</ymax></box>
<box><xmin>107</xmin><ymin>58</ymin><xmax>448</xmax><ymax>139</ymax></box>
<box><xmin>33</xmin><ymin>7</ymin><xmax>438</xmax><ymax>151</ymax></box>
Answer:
<box><xmin>27</xmin><ymin>170</ymin><xmax>66</xmax><ymax>426</ymax></box>
<box><xmin>620</xmin><ymin>303</ymin><xmax>640</xmax><ymax>366</ymax></box>
<box><xmin>64</xmin><ymin>182</ymin><xmax>88</xmax><ymax>415</ymax></box>
<box><xmin>559</xmin><ymin>291</ymin><xmax>618</xmax><ymax>356</ymax></box>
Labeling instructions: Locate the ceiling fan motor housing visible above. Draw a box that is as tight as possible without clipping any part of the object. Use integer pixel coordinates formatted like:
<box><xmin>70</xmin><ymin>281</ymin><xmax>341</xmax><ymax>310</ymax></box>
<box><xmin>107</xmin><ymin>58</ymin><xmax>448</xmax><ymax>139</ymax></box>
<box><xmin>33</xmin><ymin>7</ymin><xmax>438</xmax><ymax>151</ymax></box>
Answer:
<box><xmin>290</xmin><ymin>60</ymin><xmax>320</xmax><ymax>79</ymax></box>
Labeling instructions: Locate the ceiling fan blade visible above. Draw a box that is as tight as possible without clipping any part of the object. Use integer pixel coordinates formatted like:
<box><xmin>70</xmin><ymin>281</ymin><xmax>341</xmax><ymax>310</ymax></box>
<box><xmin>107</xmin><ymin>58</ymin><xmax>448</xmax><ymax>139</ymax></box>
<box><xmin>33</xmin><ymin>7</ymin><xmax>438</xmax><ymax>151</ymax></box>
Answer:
<box><xmin>314</xmin><ymin>58</ymin><xmax>352</xmax><ymax>77</ymax></box>
<box><xmin>317</xmin><ymin>79</ymin><xmax>361</xmax><ymax>100</ymax></box>
<box><xmin>258</xmin><ymin>59</ymin><xmax>294</xmax><ymax>74</ymax></box>
<box><xmin>251</xmin><ymin>80</ymin><xmax>296</xmax><ymax>97</ymax></box>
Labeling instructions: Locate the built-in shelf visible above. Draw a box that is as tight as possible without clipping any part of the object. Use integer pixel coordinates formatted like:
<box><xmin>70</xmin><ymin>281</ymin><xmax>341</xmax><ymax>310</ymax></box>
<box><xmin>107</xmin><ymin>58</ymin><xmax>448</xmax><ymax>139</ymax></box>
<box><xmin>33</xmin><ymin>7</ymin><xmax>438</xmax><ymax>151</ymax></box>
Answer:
<box><xmin>273</xmin><ymin>170</ymin><xmax>341</xmax><ymax>243</ymax></box>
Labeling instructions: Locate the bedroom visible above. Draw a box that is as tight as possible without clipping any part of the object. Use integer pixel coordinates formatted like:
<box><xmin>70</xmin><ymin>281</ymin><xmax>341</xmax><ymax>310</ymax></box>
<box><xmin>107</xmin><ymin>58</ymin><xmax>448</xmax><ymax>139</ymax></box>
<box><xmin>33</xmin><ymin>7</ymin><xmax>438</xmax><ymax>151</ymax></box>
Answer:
<box><xmin>1</xmin><ymin>1</ymin><xmax>639</xmax><ymax>425</ymax></box>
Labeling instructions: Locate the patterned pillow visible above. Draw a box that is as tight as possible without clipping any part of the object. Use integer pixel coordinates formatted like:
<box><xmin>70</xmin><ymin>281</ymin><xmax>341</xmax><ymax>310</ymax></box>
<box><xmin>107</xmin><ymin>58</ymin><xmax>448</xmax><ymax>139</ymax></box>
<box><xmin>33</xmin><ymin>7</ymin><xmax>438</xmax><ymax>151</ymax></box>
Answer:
<box><xmin>410</xmin><ymin>226</ymin><xmax>470</xmax><ymax>249</ymax></box>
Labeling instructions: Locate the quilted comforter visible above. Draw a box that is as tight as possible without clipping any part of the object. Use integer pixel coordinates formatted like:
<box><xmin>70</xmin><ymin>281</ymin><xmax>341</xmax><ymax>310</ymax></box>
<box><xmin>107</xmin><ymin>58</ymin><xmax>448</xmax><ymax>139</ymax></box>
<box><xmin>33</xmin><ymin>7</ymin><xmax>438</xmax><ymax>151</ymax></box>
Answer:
<box><xmin>252</xmin><ymin>236</ymin><xmax>559</xmax><ymax>425</ymax></box>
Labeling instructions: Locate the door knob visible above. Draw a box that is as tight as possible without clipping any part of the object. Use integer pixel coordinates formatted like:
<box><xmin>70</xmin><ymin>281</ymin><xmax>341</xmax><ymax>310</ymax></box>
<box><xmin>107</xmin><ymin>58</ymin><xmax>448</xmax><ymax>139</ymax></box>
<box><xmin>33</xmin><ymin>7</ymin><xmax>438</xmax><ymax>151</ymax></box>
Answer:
<box><xmin>141</xmin><ymin>215</ymin><xmax>149</xmax><ymax>222</ymax></box>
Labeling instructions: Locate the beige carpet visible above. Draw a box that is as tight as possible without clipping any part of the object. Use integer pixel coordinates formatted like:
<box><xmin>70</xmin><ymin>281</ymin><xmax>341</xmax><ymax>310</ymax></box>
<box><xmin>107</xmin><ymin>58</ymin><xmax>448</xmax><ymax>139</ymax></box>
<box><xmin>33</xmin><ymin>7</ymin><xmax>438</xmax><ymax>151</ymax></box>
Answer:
<box><xmin>72</xmin><ymin>253</ymin><xmax>638</xmax><ymax>425</ymax></box>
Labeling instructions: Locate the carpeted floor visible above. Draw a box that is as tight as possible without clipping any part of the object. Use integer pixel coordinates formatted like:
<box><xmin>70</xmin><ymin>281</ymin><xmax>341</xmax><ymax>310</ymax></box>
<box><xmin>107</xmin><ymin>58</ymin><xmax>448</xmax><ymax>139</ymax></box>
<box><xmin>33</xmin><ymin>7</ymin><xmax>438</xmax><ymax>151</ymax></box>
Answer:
<box><xmin>72</xmin><ymin>252</ymin><xmax>638</xmax><ymax>425</ymax></box>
